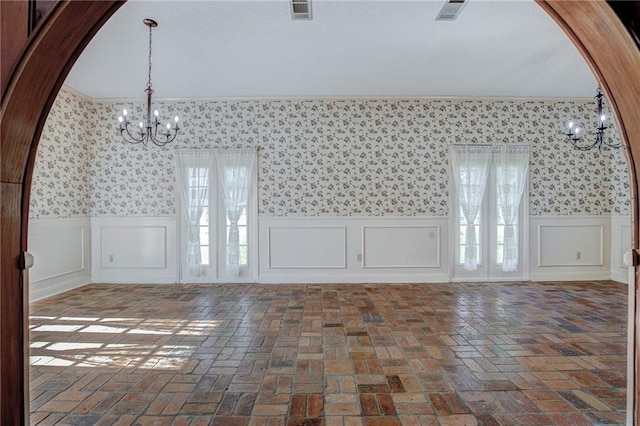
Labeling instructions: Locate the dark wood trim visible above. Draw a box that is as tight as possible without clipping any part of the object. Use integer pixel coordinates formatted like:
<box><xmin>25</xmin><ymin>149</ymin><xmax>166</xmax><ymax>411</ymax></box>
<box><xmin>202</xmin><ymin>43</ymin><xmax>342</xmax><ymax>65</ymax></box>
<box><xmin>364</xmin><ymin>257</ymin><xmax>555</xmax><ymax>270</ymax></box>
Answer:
<box><xmin>1</xmin><ymin>1</ymin><xmax>29</xmax><ymax>95</ymax></box>
<box><xmin>1</xmin><ymin>0</ymin><xmax>640</xmax><ymax>423</ymax></box>
<box><xmin>537</xmin><ymin>2</ymin><xmax>640</xmax><ymax>417</ymax></box>
<box><xmin>0</xmin><ymin>2</ymin><xmax>123</xmax><ymax>423</ymax></box>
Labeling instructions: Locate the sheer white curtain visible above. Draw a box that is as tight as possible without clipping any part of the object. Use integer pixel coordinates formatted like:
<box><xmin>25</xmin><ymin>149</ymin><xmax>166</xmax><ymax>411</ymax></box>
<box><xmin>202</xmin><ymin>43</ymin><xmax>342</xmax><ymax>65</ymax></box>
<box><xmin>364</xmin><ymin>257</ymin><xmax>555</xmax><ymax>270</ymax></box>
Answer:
<box><xmin>174</xmin><ymin>150</ymin><xmax>215</xmax><ymax>277</ymax></box>
<box><xmin>217</xmin><ymin>149</ymin><xmax>256</xmax><ymax>278</ymax></box>
<box><xmin>450</xmin><ymin>144</ymin><xmax>492</xmax><ymax>271</ymax></box>
<box><xmin>494</xmin><ymin>145</ymin><xmax>529</xmax><ymax>272</ymax></box>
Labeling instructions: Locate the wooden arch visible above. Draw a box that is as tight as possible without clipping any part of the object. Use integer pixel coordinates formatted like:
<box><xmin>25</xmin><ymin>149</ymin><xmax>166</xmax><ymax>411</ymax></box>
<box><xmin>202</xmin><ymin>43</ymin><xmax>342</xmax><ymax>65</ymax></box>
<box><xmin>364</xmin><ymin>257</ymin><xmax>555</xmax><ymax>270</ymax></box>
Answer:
<box><xmin>1</xmin><ymin>1</ymin><xmax>639</xmax><ymax>424</ymax></box>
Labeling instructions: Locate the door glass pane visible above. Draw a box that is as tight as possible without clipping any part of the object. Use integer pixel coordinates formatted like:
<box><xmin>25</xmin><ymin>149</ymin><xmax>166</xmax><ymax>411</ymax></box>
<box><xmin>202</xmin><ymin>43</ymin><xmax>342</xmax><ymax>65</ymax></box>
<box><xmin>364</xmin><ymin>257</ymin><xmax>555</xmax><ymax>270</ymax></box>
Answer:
<box><xmin>459</xmin><ymin>207</ymin><xmax>481</xmax><ymax>265</ymax></box>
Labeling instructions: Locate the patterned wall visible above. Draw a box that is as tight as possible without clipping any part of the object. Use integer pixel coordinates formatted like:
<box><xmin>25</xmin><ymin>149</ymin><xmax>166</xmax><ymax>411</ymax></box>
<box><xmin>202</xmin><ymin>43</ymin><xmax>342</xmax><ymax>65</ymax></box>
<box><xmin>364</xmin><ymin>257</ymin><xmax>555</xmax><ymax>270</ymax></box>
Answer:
<box><xmin>30</xmin><ymin>90</ymin><xmax>92</xmax><ymax>219</ymax></box>
<box><xmin>30</xmin><ymin>90</ymin><xmax>630</xmax><ymax>219</ymax></box>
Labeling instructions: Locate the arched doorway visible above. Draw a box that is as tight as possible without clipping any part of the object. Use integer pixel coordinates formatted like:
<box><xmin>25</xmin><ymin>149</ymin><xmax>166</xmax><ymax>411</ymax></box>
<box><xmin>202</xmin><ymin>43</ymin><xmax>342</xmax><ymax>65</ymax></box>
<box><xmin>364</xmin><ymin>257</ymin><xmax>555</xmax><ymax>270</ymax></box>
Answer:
<box><xmin>1</xmin><ymin>1</ymin><xmax>639</xmax><ymax>424</ymax></box>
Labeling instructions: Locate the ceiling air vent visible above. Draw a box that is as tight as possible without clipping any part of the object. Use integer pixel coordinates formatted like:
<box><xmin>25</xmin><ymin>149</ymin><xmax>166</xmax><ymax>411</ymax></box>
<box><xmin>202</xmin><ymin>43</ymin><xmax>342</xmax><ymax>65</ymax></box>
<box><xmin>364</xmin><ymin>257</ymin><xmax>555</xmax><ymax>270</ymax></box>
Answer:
<box><xmin>291</xmin><ymin>0</ymin><xmax>312</xmax><ymax>20</ymax></box>
<box><xmin>435</xmin><ymin>0</ymin><xmax>467</xmax><ymax>21</ymax></box>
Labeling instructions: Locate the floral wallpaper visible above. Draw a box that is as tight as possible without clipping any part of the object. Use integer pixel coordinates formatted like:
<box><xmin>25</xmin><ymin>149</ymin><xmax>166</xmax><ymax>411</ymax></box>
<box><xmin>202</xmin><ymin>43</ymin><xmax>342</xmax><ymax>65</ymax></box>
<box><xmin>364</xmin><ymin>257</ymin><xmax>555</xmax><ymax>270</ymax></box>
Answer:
<box><xmin>29</xmin><ymin>89</ymin><xmax>92</xmax><ymax>219</ymax></box>
<box><xmin>30</xmin><ymin>91</ymin><xmax>631</xmax><ymax>219</ymax></box>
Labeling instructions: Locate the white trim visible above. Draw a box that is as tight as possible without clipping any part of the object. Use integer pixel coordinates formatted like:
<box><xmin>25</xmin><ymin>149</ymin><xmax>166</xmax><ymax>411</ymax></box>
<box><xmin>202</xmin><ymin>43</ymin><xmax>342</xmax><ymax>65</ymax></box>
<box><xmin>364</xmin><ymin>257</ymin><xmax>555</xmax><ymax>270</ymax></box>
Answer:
<box><xmin>531</xmin><ymin>214</ymin><xmax>613</xmax><ymax>220</ymax></box>
<box><xmin>529</xmin><ymin>271</ymin><xmax>613</xmax><ymax>282</ymax></box>
<box><xmin>267</xmin><ymin>226</ymin><xmax>347</xmax><ymax>269</ymax></box>
<box><xmin>58</xmin><ymin>85</ymin><xmax>93</xmax><ymax>101</ymax></box>
<box><xmin>28</xmin><ymin>217</ymin><xmax>91</xmax><ymax>302</ymax></box>
<box><xmin>611</xmin><ymin>269</ymin><xmax>628</xmax><ymax>284</ymax></box>
<box><xmin>29</xmin><ymin>278</ymin><xmax>91</xmax><ymax>302</ymax></box>
<box><xmin>536</xmin><ymin>224</ymin><xmax>604</xmax><ymax>267</ymax></box>
<box><xmin>100</xmin><ymin>226</ymin><xmax>168</xmax><ymax>269</ymax></box>
<box><xmin>259</xmin><ymin>215</ymin><xmax>450</xmax><ymax>221</ymax></box>
<box><xmin>361</xmin><ymin>225</ymin><xmax>441</xmax><ymax>269</ymax></box>
<box><xmin>258</xmin><ymin>273</ymin><xmax>450</xmax><ymax>284</ymax></box>
<box><xmin>62</xmin><ymin>84</ymin><xmax>593</xmax><ymax>104</ymax></box>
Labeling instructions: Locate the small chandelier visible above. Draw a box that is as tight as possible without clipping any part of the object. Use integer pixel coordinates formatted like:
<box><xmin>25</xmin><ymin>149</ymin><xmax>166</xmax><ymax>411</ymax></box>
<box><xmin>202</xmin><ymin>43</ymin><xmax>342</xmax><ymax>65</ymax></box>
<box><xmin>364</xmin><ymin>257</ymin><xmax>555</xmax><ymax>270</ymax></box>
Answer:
<box><xmin>564</xmin><ymin>88</ymin><xmax>620</xmax><ymax>151</ymax></box>
<box><xmin>118</xmin><ymin>18</ymin><xmax>180</xmax><ymax>147</ymax></box>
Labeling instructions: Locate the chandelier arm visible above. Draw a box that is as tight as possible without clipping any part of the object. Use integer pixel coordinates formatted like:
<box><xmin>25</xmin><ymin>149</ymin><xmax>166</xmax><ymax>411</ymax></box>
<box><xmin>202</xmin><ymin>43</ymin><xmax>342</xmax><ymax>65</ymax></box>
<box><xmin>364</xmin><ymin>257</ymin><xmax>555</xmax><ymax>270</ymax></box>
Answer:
<box><xmin>150</xmin><ymin>127</ymin><xmax>179</xmax><ymax>146</ymax></box>
<box><xmin>569</xmin><ymin>137</ymin><xmax>597</xmax><ymax>151</ymax></box>
<box><xmin>121</xmin><ymin>123</ymin><xmax>146</xmax><ymax>144</ymax></box>
<box><xmin>604</xmin><ymin>139</ymin><xmax>623</xmax><ymax>148</ymax></box>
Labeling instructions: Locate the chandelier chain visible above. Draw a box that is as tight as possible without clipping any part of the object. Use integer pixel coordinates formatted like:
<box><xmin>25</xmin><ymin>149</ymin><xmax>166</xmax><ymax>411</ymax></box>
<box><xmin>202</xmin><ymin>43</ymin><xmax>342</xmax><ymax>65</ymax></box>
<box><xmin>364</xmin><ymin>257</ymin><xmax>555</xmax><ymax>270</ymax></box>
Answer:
<box><xmin>147</xmin><ymin>22</ymin><xmax>153</xmax><ymax>91</ymax></box>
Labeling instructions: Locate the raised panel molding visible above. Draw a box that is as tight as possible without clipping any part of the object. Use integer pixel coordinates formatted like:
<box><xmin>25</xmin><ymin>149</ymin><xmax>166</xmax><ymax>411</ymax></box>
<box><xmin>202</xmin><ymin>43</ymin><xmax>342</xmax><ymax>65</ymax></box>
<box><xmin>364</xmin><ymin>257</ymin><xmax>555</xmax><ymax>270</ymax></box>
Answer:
<box><xmin>268</xmin><ymin>226</ymin><xmax>347</xmax><ymax>269</ymax></box>
<box><xmin>362</xmin><ymin>226</ymin><xmax>440</xmax><ymax>268</ymax></box>
<box><xmin>30</xmin><ymin>227</ymin><xmax>84</xmax><ymax>282</ymax></box>
<box><xmin>91</xmin><ymin>217</ymin><xmax>178</xmax><ymax>284</ymax></box>
<box><xmin>529</xmin><ymin>216</ymin><xmax>612</xmax><ymax>282</ymax></box>
<box><xmin>28</xmin><ymin>217</ymin><xmax>91</xmax><ymax>301</ymax></box>
<box><xmin>100</xmin><ymin>226</ymin><xmax>167</xmax><ymax>269</ymax></box>
<box><xmin>29</xmin><ymin>215</ymin><xmax>626</xmax><ymax>289</ymax></box>
<box><xmin>538</xmin><ymin>224</ymin><xmax>604</xmax><ymax>267</ymax></box>
<box><xmin>259</xmin><ymin>216</ymin><xmax>450</xmax><ymax>283</ymax></box>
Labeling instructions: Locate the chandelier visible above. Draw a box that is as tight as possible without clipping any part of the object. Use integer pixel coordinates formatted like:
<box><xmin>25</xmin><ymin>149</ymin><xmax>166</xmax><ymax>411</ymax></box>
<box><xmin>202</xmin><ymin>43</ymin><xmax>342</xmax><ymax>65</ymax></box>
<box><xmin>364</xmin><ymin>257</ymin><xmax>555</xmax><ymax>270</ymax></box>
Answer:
<box><xmin>564</xmin><ymin>88</ymin><xmax>620</xmax><ymax>151</ymax></box>
<box><xmin>118</xmin><ymin>19</ymin><xmax>180</xmax><ymax>147</ymax></box>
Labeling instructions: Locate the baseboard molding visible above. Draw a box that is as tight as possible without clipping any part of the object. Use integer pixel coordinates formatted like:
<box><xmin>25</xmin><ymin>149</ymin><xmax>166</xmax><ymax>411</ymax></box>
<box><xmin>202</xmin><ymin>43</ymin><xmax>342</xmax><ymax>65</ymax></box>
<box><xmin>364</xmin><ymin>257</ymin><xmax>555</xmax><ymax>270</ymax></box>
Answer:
<box><xmin>611</xmin><ymin>270</ymin><xmax>629</xmax><ymax>285</ymax></box>
<box><xmin>30</xmin><ymin>275</ymin><xmax>91</xmax><ymax>302</ymax></box>
<box><xmin>91</xmin><ymin>275</ymin><xmax>178</xmax><ymax>285</ymax></box>
<box><xmin>257</xmin><ymin>273</ymin><xmax>450</xmax><ymax>284</ymax></box>
<box><xmin>529</xmin><ymin>271</ymin><xmax>613</xmax><ymax>282</ymax></box>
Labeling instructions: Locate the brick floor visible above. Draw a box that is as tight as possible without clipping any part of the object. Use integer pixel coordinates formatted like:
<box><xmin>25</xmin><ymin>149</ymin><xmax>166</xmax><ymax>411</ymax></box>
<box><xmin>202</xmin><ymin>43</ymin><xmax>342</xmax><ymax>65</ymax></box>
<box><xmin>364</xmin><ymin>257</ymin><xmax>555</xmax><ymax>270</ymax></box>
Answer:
<box><xmin>29</xmin><ymin>281</ymin><xmax>627</xmax><ymax>425</ymax></box>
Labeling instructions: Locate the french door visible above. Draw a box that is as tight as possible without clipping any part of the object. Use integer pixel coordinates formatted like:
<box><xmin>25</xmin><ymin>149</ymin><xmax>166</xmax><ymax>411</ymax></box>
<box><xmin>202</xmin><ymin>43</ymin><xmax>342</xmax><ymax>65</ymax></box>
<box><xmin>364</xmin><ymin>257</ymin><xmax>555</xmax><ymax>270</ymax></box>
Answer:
<box><xmin>176</xmin><ymin>150</ymin><xmax>257</xmax><ymax>283</ymax></box>
<box><xmin>451</xmin><ymin>144</ymin><xmax>529</xmax><ymax>281</ymax></box>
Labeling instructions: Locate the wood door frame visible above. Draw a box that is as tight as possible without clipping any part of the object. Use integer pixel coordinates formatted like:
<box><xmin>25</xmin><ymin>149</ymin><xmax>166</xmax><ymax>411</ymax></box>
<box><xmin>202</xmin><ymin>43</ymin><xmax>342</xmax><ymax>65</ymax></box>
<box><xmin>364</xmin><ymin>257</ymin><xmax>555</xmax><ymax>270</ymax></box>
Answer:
<box><xmin>1</xmin><ymin>0</ymin><xmax>639</xmax><ymax>423</ymax></box>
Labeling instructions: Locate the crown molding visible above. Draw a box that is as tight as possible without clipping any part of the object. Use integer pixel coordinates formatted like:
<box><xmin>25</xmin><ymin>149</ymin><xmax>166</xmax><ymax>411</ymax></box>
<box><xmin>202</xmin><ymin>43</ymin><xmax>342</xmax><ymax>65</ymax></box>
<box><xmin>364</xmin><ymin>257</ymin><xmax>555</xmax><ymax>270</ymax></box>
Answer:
<box><xmin>59</xmin><ymin>84</ymin><xmax>593</xmax><ymax>104</ymax></box>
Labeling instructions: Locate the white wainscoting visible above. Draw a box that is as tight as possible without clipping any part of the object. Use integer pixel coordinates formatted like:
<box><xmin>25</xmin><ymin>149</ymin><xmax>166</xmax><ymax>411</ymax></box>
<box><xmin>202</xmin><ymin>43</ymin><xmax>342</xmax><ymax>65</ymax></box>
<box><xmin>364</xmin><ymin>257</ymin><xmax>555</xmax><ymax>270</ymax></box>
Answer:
<box><xmin>28</xmin><ymin>217</ymin><xmax>91</xmax><ymax>301</ymax></box>
<box><xmin>269</xmin><ymin>226</ymin><xmax>347</xmax><ymax>269</ymax></box>
<box><xmin>529</xmin><ymin>216</ymin><xmax>612</xmax><ymax>281</ymax></box>
<box><xmin>362</xmin><ymin>226</ymin><xmax>440</xmax><ymax>269</ymax></box>
<box><xmin>611</xmin><ymin>215</ymin><xmax>632</xmax><ymax>284</ymax></box>
<box><xmin>91</xmin><ymin>217</ymin><xmax>178</xmax><ymax>284</ymax></box>
<box><xmin>259</xmin><ymin>216</ymin><xmax>449</xmax><ymax>283</ymax></box>
<box><xmin>35</xmin><ymin>215</ymin><xmax>622</xmax><ymax>288</ymax></box>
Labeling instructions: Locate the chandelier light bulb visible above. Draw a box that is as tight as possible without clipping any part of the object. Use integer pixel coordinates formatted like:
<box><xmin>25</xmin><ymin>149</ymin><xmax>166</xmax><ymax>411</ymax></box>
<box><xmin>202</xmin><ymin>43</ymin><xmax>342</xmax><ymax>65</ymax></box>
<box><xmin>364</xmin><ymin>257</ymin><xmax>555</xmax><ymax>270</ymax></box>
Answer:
<box><xmin>601</xmin><ymin>114</ymin><xmax>606</xmax><ymax>122</ymax></box>
<box><xmin>175</xmin><ymin>116</ymin><xmax>179</xmax><ymax>123</ymax></box>
<box><xmin>123</xmin><ymin>109</ymin><xmax>128</xmax><ymax>116</ymax></box>
<box><xmin>118</xmin><ymin>116</ymin><xmax>123</xmax><ymax>123</ymax></box>
<box><xmin>167</xmin><ymin>123</ymin><xmax>171</xmax><ymax>129</ymax></box>
<box><xmin>139</xmin><ymin>121</ymin><xmax>144</xmax><ymax>128</ymax></box>
<box><xmin>568</xmin><ymin>121</ymin><xmax>574</xmax><ymax>129</ymax></box>
<box><xmin>154</xmin><ymin>110</ymin><xmax>159</xmax><ymax>117</ymax></box>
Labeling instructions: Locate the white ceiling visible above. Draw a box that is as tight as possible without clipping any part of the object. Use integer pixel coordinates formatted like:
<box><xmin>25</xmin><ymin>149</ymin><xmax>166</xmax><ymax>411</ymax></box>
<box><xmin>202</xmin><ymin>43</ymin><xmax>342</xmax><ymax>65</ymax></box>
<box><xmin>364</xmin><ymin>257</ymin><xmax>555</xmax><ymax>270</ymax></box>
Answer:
<box><xmin>64</xmin><ymin>0</ymin><xmax>598</xmax><ymax>100</ymax></box>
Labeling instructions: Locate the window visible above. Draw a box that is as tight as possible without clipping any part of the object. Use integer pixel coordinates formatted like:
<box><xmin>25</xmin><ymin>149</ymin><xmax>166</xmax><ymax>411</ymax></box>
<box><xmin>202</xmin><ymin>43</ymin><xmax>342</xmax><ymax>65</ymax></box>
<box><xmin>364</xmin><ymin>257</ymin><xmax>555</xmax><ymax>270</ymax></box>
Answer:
<box><xmin>188</xmin><ymin>167</ymin><xmax>211</xmax><ymax>267</ymax></box>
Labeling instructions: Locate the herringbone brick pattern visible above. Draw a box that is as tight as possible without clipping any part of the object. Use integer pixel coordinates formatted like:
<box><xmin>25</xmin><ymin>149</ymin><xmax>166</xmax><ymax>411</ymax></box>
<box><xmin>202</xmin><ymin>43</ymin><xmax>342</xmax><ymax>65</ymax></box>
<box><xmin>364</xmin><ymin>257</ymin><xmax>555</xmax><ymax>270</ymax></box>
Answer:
<box><xmin>30</xmin><ymin>281</ymin><xmax>627</xmax><ymax>425</ymax></box>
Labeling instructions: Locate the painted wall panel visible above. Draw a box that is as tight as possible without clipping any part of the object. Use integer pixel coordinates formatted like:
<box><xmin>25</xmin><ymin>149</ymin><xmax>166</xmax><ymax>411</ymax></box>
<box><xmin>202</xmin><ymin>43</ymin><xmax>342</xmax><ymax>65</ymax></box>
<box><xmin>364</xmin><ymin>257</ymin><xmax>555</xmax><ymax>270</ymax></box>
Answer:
<box><xmin>92</xmin><ymin>217</ymin><xmax>178</xmax><ymax>284</ymax></box>
<box><xmin>30</xmin><ymin>227</ymin><xmax>84</xmax><ymax>282</ymax></box>
<box><xmin>611</xmin><ymin>216</ymin><xmax>631</xmax><ymax>283</ymax></box>
<box><xmin>363</xmin><ymin>226</ymin><xmax>440</xmax><ymax>268</ymax></box>
<box><xmin>259</xmin><ymin>217</ymin><xmax>450</xmax><ymax>283</ymax></box>
<box><xmin>538</xmin><ymin>225</ymin><xmax>603</xmax><ymax>267</ymax></box>
<box><xmin>28</xmin><ymin>218</ymin><xmax>91</xmax><ymax>301</ymax></box>
<box><xmin>268</xmin><ymin>226</ymin><xmax>346</xmax><ymax>269</ymax></box>
<box><xmin>101</xmin><ymin>226</ymin><xmax>167</xmax><ymax>268</ymax></box>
